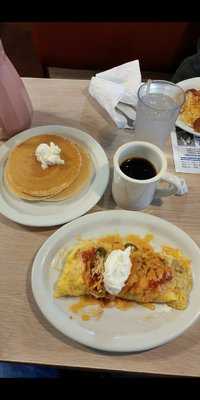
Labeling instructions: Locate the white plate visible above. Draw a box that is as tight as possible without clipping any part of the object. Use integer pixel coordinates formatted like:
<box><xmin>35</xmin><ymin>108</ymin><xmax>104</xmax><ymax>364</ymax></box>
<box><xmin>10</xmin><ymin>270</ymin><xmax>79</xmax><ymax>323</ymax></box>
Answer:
<box><xmin>176</xmin><ymin>77</ymin><xmax>200</xmax><ymax>136</ymax></box>
<box><xmin>0</xmin><ymin>125</ymin><xmax>109</xmax><ymax>227</ymax></box>
<box><xmin>31</xmin><ymin>210</ymin><xmax>200</xmax><ymax>352</ymax></box>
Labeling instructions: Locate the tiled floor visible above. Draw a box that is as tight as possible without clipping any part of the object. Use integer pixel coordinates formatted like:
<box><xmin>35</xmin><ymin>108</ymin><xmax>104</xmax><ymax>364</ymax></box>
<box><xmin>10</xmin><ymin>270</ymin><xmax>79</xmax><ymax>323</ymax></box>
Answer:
<box><xmin>0</xmin><ymin>362</ymin><xmax>62</xmax><ymax>378</ymax></box>
<box><xmin>0</xmin><ymin>362</ymin><xmax>168</xmax><ymax>381</ymax></box>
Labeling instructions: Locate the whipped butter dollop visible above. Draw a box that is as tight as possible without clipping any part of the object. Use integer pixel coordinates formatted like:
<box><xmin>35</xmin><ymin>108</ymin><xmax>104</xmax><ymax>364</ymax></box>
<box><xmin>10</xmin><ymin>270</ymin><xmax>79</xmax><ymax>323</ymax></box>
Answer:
<box><xmin>35</xmin><ymin>142</ymin><xmax>65</xmax><ymax>169</ymax></box>
<box><xmin>103</xmin><ymin>246</ymin><xmax>132</xmax><ymax>295</ymax></box>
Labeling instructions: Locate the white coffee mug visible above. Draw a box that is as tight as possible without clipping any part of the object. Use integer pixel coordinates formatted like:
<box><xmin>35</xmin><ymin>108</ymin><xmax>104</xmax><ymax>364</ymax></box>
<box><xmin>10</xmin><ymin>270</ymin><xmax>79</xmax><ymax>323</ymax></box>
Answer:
<box><xmin>112</xmin><ymin>141</ymin><xmax>183</xmax><ymax>210</ymax></box>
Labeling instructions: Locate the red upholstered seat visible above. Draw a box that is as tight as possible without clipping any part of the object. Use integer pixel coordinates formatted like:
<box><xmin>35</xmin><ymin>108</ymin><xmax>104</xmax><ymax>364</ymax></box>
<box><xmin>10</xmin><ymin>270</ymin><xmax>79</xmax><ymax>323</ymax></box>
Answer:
<box><xmin>32</xmin><ymin>22</ymin><xmax>200</xmax><ymax>76</ymax></box>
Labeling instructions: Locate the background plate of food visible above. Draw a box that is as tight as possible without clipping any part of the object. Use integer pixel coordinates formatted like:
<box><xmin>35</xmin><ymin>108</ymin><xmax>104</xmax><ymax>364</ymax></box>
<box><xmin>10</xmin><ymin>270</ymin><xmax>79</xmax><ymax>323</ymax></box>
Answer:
<box><xmin>0</xmin><ymin>125</ymin><xmax>109</xmax><ymax>227</ymax></box>
<box><xmin>176</xmin><ymin>77</ymin><xmax>200</xmax><ymax>136</ymax></box>
<box><xmin>31</xmin><ymin>210</ymin><xmax>200</xmax><ymax>352</ymax></box>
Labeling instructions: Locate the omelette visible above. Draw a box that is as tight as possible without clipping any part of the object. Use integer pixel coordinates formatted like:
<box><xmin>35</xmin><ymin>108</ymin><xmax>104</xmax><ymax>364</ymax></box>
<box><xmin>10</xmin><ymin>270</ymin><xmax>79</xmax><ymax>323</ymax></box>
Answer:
<box><xmin>54</xmin><ymin>234</ymin><xmax>193</xmax><ymax>310</ymax></box>
<box><xmin>180</xmin><ymin>88</ymin><xmax>200</xmax><ymax>131</ymax></box>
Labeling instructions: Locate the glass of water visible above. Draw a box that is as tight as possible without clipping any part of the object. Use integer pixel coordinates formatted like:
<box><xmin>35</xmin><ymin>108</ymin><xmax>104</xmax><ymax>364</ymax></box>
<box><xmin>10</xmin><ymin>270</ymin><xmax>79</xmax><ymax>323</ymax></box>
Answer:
<box><xmin>134</xmin><ymin>80</ymin><xmax>185</xmax><ymax>148</ymax></box>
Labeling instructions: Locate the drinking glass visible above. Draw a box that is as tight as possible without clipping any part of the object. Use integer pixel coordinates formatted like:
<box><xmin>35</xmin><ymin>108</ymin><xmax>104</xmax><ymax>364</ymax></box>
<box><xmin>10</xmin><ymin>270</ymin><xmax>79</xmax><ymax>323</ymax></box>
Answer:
<box><xmin>134</xmin><ymin>80</ymin><xmax>185</xmax><ymax>148</ymax></box>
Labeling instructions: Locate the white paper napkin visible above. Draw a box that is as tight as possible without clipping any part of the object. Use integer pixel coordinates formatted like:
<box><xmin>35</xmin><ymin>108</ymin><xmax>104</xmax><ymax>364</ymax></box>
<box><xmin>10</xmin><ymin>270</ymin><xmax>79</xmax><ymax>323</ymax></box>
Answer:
<box><xmin>89</xmin><ymin>60</ymin><xmax>141</xmax><ymax>129</ymax></box>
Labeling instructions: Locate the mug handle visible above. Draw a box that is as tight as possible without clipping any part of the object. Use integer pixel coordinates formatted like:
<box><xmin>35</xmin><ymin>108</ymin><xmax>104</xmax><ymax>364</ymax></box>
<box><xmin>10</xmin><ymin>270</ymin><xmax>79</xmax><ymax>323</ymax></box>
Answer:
<box><xmin>155</xmin><ymin>172</ymin><xmax>187</xmax><ymax>198</ymax></box>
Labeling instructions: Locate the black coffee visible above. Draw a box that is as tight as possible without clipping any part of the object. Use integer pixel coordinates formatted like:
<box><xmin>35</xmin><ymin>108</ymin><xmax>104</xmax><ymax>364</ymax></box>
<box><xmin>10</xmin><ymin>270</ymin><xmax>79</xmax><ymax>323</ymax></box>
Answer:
<box><xmin>120</xmin><ymin>157</ymin><xmax>157</xmax><ymax>180</ymax></box>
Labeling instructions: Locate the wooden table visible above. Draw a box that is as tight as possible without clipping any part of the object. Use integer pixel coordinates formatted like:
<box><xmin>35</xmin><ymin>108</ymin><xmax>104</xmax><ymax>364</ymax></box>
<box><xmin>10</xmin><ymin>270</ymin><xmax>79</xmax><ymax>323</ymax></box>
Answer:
<box><xmin>0</xmin><ymin>78</ymin><xmax>199</xmax><ymax>377</ymax></box>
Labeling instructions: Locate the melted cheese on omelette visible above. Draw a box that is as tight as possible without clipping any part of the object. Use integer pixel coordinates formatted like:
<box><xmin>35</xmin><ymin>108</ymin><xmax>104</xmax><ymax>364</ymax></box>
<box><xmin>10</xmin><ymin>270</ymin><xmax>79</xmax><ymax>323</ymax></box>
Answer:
<box><xmin>53</xmin><ymin>234</ymin><xmax>192</xmax><ymax>310</ymax></box>
<box><xmin>180</xmin><ymin>89</ymin><xmax>200</xmax><ymax>127</ymax></box>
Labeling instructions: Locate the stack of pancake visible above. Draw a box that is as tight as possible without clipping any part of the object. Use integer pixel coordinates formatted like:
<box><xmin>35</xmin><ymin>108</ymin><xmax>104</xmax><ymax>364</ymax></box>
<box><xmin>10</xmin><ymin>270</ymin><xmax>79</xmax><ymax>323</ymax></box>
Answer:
<box><xmin>4</xmin><ymin>134</ymin><xmax>93</xmax><ymax>201</ymax></box>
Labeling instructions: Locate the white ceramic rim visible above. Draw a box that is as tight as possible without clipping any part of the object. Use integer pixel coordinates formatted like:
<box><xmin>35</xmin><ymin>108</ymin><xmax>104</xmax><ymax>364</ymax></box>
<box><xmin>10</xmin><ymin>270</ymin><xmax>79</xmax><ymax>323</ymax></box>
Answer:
<box><xmin>0</xmin><ymin>125</ymin><xmax>110</xmax><ymax>227</ymax></box>
<box><xmin>138</xmin><ymin>80</ymin><xmax>185</xmax><ymax>111</ymax></box>
<box><xmin>31</xmin><ymin>210</ymin><xmax>200</xmax><ymax>353</ymax></box>
<box><xmin>176</xmin><ymin>77</ymin><xmax>200</xmax><ymax>136</ymax></box>
<box><xmin>113</xmin><ymin>141</ymin><xmax>167</xmax><ymax>184</ymax></box>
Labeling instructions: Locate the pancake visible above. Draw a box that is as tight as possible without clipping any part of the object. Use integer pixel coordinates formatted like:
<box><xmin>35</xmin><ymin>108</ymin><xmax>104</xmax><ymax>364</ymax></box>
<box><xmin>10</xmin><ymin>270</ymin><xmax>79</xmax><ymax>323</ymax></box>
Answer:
<box><xmin>5</xmin><ymin>134</ymin><xmax>82</xmax><ymax>198</ymax></box>
<box><xmin>4</xmin><ymin>168</ymin><xmax>54</xmax><ymax>201</ymax></box>
<box><xmin>45</xmin><ymin>144</ymin><xmax>93</xmax><ymax>202</ymax></box>
<box><xmin>4</xmin><ymin>142</ymin><xmax>93</xmax><ymax>202</ymax></box>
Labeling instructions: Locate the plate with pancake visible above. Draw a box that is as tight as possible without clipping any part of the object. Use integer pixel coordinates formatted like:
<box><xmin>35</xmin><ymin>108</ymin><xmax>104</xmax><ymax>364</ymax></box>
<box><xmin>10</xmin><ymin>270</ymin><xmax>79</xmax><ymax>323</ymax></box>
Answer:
<box><xmin>0</xmin><ymin>125</ymin><xmax>109</xmax><ymax>227</ymax></box>
<box><xmin>31</xmin><ymin>210</ymin><xmax>200</xmax><ymax>352</ymax></box>
<box><xmin>176</xmin><ymin>77</ymin><xmax>200</xmax><ymax>136</ymax></box>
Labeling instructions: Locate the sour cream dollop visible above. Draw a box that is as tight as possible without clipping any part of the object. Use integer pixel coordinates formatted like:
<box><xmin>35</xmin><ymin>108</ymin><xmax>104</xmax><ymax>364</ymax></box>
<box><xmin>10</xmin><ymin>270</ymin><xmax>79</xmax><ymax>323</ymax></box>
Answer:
<box><xmin>35</xmin><ymin>142</ymin><xmax>65</xmax><ymax>169</ymax></box>
<box><xmin>103</xmin><ymin>246</ymin><xmax>132</xmax><ymax>295</ymax></box>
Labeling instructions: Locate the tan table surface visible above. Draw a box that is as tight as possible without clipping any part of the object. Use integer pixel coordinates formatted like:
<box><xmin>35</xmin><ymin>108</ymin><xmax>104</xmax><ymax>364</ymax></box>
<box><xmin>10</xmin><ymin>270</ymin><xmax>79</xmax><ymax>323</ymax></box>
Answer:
<box><xmin>0</xmin><ymin>78</ymin><xmax>199</xmax><ymax>377</ymax></box>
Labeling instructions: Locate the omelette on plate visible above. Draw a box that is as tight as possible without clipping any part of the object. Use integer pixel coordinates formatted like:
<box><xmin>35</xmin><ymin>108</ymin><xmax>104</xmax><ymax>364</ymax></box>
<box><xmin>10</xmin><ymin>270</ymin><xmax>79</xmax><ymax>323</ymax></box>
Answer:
<box><xmin>180</xmin><ymin>88</ymin><xmax>200</xmax><ymax>132</ymax></box>
<box><xmin>54</xmin><ymin>234</ymin><xmax>193</xmax><ymax>311</ymax></box>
